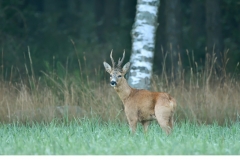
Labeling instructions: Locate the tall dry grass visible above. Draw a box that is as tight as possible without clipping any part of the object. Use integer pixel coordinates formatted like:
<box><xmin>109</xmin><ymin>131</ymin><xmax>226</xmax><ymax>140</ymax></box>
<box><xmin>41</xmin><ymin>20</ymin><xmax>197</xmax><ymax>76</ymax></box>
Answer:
<box><xmin>0</xmin><ymin>79</ymin><xmax>125</xmax><ymax>124</ymax></box>
<box><xmin>0</xmin><ymin>48</ymin><xmax>239</xmax><ymax>125</ymax></box>
<box><xmin>152</xmin><ymin>49</ymin><xmax>240</xmax><ymax>125</ymax></box>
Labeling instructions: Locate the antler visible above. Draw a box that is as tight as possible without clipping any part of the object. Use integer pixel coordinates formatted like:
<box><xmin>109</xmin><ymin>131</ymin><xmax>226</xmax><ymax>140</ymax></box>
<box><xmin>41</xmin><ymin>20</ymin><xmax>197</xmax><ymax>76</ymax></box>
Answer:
<box><xmin>117</xmin><ymin>50</ymin><xmax>125</xmax><ymax>68</ymax></box>
<box><xmin>110</xmin><ymin>50</ymin><xmax>115</xmax><ymax>68</ymax></box>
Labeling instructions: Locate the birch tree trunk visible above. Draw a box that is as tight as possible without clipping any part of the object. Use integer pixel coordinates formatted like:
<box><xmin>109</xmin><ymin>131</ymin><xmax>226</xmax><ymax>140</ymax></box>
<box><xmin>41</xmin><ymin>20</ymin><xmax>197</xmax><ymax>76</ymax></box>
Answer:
<box><xmin>127</xmin><ymin>0</ymin><xmax>160</xmax><ymax>90</ymax></box>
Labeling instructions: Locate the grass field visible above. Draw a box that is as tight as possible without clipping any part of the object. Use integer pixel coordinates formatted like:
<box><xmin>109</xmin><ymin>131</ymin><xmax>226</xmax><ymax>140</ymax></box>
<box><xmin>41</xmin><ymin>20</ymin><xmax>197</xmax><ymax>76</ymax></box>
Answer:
<box><xmin>0</xmin><ymin>50</ymin><xmax>239</xmax><ymax>155</ymax></box>
<box><xmin>0</xmin><ymin>118</ymin><xmax>239</xmax><ymax>155</ymax></box>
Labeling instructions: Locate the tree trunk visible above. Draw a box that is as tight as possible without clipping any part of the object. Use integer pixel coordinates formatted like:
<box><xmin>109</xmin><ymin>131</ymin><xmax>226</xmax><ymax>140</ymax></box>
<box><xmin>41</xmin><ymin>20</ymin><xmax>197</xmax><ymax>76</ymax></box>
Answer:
<box><xmin>206</xmin><ymin>0</ymin><xmax>223</xmax><ymax>61</ymax></box>
<box><xmin>165</xmin><ymin>0</ymin><xmax>182</xmax><ymax>80</ymax></box>
<box><xmin>43</xmin><ymin>0</ymin><xmax>54</xmax><ymax>12</ymax></box>
<box><xmin>94</xmin><ymin>0</ymin><xmax>121</xmax><ymax>43</ymax></box>
<box><xmin>94</xmin><ymin>0</ymin><xmax>105</xmax><ymax>43</ymax></box>
<box><xmin>190</xmin><ymin>0</ymin><xmax>205</xmax><ymax>53</ymax></box>
<box><xmin>127</xmin><ymin>0</ymin><xmax>160</xmax><ymax>90</ymax></box>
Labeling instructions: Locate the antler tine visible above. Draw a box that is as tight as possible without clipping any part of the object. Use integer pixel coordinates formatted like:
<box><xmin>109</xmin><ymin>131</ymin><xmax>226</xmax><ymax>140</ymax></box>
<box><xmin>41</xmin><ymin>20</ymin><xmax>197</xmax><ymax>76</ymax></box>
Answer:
<box><xmin>117</xmin><ymin>50</ymin><xmax>125</xmax><ymax>67</ymax></box>
<box><xmin>110</xmin><ymin>50</ymin><xmax>115</xmax><ymax>67</ymax></box>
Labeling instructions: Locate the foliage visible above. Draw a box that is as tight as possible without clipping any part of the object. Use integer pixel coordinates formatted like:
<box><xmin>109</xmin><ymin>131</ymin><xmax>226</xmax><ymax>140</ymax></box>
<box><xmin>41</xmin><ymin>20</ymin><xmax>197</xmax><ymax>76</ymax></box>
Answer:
<box><xmin>1</xmin><ymin>0</ymin><xmax>240</xmax><ymax>81</ymax></box>
<box><xmin>0</xmin><ymin>119</ymin><xmax>240</xmax><ymax>155</ymax></box>
<box><xmin>0</xmin><ymin>49</ymin><xmax>239</xmax><ymax>125</ymax></box>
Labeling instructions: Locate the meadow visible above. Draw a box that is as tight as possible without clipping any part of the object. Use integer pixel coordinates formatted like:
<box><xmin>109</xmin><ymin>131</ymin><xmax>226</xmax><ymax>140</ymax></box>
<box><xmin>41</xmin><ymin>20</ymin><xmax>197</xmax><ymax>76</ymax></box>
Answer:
<box><xmin>0</xmin><ymin>50</ymin><xmax>240</xmax><ymax>155</ymax></box>
<box><xmin>0</xmin><ymin>119</ymin><xmax>240</xmax><ymax>155</ymax></box>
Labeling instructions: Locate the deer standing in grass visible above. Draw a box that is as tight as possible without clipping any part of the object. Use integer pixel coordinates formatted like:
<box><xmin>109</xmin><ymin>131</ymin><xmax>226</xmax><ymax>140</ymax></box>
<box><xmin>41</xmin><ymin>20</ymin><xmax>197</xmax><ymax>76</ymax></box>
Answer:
<box><xmin>103</xmin><ymin>51</ymin><xmax>176</xmax><ymax>134</ymax></box>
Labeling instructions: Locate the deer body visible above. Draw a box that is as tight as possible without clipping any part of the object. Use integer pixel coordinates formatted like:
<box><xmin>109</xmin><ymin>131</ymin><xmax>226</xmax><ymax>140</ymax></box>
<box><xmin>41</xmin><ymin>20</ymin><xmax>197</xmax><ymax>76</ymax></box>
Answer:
<box><xmin>103</xmin><ymin>52</ymin><xmax>176</xmax><ymax>134</ymax></box>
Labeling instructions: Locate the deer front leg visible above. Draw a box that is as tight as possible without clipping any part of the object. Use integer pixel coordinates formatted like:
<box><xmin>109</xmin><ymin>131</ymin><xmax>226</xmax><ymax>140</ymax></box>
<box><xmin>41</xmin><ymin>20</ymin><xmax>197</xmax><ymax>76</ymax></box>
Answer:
<box><xmin>126</xmin><ymin>116</ymin><xmax>138</xmax><ymax>134</ymax></box>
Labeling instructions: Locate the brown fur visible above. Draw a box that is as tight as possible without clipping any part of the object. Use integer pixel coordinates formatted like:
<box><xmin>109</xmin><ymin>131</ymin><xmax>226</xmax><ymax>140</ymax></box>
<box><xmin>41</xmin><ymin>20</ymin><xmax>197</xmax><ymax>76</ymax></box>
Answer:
<box><xmin>115</xmin><ymin>78</ymin><xmax>176</xmax><ymax>134</ymax></box>
<box><xmin>103</xmin><ymin>52</ymin><xmax>177</xmax><ymax>134</ymax></box>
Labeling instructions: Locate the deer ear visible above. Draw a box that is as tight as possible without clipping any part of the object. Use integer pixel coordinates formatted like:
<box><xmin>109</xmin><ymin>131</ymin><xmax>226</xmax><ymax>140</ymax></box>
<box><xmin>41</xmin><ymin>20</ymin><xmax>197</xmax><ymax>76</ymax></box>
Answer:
<box><xmin>122</xmin><ymin>62</ymin><xmax>130</xmax><ymax>74</ymax></box>
<box><xmin>103</xmin><ymin>62</ymin><xmax>112</xmax><ymax>73</ymax></box>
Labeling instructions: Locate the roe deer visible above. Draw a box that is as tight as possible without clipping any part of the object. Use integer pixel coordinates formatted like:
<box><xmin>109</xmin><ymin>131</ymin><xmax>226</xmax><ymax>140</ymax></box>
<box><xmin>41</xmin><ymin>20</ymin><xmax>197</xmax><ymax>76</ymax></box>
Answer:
<box><xmin>103</xmin><ymin>51</ymin><xmax>176</xmax><ymax>134</ymax></box>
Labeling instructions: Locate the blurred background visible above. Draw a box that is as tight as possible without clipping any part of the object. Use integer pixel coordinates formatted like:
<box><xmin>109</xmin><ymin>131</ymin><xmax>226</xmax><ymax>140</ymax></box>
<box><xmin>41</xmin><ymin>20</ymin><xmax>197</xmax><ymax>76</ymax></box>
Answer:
<box><xmin>1</xmin><ymin>0</ymin><xmax>240</xmax><ymax>81</ymax></box>
<box><xmin>1</xmin><ymin>0</ymin><xmax>240</xmax><ymax>124</ymax></box>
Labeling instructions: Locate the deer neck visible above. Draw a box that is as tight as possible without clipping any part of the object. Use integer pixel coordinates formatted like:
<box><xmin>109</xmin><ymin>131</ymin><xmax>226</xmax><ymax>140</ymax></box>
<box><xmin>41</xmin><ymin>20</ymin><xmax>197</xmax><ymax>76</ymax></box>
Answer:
<box><xmin>114</xmin><ymin>78</ymin><xmax>132</xmax><ymax>101</ymax></box>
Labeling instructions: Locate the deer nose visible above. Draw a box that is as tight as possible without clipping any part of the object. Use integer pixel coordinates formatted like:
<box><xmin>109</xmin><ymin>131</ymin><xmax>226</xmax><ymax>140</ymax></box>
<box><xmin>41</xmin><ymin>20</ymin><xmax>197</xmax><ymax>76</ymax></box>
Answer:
<box><xmin>110</xmin><ymin>81</ymin><xmax>117</xmax><ymax>86</ymax></box>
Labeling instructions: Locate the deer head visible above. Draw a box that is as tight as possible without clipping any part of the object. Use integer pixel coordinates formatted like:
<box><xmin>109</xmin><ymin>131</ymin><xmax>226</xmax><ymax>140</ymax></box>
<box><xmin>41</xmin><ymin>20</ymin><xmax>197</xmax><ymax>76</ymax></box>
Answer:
<box><xmin>103</xmin><ymin>51</ymin><xmax>130</xmax><ymax>87</ymax></box>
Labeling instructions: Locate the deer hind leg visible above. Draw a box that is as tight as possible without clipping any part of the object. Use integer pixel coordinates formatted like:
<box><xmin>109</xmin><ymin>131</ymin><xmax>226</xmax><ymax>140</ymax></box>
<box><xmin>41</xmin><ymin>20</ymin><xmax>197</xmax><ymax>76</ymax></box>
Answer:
<box><xmin>169</xmin><ymin>113</ymin><xmax>174</xmax><ymax>129</ymax></box>
<box><xmin>141</xmin><ymin>121</ymin><xmax>150</xmax><ymax>133</ymax></box>
<box><xmin>155</xmin><ymin>106</ymin><xmax>173</xmax><ymax>135</ymax></box>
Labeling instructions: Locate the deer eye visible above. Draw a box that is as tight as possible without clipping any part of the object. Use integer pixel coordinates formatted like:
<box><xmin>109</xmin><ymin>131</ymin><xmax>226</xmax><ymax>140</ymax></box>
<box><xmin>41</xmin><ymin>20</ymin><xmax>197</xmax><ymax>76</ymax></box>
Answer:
<box><xmin>118</xmin><ymin>75</ymin><xmax>122</xmax><ymax>78</ymax></box>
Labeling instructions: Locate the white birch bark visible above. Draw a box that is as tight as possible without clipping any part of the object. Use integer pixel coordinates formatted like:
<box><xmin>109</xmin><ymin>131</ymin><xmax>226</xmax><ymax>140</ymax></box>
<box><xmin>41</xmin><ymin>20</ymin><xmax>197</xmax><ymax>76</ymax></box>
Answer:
<box><xmin>127</xmin><ymin>0</ymin><xmax>160</xmax><ymax>90</ymax></box>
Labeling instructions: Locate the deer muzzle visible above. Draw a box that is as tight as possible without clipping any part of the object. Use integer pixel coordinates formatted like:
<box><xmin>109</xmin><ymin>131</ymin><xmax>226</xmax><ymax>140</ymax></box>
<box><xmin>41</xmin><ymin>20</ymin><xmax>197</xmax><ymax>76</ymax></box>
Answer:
<box><xmin>110</xmin><ymin>81</ymin><xmax>117</xmax><ymax>87</ymax></box>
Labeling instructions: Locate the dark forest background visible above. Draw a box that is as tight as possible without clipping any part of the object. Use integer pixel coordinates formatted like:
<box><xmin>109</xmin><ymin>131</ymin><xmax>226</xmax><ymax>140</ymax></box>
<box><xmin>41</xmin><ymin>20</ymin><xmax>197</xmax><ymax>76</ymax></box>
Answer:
<box><xmin>0</xmin><ymin>0</ymin><xmax>240</xmax><ymax>81</ymax></box>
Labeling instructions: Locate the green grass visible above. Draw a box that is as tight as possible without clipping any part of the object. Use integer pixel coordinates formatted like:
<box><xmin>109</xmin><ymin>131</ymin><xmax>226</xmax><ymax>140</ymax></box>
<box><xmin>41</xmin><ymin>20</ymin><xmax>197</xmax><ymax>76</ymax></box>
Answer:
<box><xmin>0</xmin><ymin>119</ymin><xmax>240</xmax><ymax>155</ymax></box>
